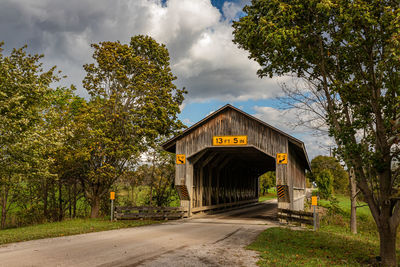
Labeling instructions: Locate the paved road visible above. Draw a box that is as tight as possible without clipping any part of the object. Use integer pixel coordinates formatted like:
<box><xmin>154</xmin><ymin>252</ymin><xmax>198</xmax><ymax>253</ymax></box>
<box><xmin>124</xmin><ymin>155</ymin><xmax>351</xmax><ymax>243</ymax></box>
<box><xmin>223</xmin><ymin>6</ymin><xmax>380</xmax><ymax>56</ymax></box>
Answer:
<box><xmin>0</xmin><ymin>201</ymin><xmax>277</xmax><ymax>267</ymax></box>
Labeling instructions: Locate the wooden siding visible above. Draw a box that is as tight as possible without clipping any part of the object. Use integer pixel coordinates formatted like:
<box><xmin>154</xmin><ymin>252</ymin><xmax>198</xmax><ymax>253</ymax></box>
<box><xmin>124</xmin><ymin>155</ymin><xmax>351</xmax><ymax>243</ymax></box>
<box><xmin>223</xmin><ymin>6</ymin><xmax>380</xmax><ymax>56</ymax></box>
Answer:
<box><xmin>169</xmin><ymin>106</ymin><xmax>308</xmax><ymax>213</ymax></box>
<box><xmin>175</xmin><ymin>109</ymin><xmax>290</xmax><ymax>187</ymax></box>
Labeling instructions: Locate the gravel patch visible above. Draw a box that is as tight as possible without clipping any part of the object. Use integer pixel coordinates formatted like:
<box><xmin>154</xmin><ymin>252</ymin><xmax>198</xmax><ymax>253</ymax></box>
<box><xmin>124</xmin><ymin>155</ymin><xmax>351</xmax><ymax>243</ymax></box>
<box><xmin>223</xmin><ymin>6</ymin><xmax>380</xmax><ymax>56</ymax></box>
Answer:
<box><xmin>140</xmin><ymin>224</ymin><xmax>276</xmax><ymax>267</ymax></box>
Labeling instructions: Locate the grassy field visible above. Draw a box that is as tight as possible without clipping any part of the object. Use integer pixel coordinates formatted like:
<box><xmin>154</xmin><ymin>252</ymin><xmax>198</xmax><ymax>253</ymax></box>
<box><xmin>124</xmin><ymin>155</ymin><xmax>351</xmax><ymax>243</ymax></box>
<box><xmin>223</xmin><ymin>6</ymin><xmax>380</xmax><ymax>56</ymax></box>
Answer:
<box><xmin>0</xmin><ymin>218</ymin><xmax>158</xmax><ymax>245</ymax></box>
<box><xmin>248</xmin><ymin>194</ymin><xmax>399</xmax><ymax>266</ymax></box>
<box><xmin>259</xmin><ymin>187</ymin><xmax>277</xmax><ymax>202</ymax></box>
<box><xmin>248</xmin><ymin>225</ymin><xmax>380</xmax><ymax>266</ymax></box>
<box><xmin>319</xmin><ymin>195</ymin><xmax>371</xmax><ymax>219</ymax></box>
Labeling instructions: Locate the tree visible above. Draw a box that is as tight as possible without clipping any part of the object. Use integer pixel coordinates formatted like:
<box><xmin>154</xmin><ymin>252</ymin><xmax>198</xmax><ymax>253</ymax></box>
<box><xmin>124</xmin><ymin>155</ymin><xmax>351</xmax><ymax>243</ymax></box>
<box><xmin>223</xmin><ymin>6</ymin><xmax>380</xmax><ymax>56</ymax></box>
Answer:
<box><xmin>45</xmin><ymin>88</ymin><xmax>86</xmax><ymax>221</ymax></box>
<box><xmin>315</xmin><ymin>170</ymin><xmax>334</xmax><ymax>199</ymax></box>
<box><xmin>259</xmin><ymin>171</ymin><xmax>276</xmax><ymax>195</ymax></box>
<box><xmin>279</xmin><ymin>77</ymin><xmax>360</xmax><ymax>233</ymax></box>
<box><xmin>134</xmin><ymin>148</ymin><xmax>176</xmax><ymax>207</ymax></box>
<box><xmin>233</xmin><ymin>1</ymin><xmax>400</xmax><ymax>265</ymax></box>
<box><xmin>0</xmin><ymin>43</ymin><xmax>60</xmax><ymax>228</ymax></box>
<box><xmin>80</xmin><ymin>35</ymin><xmax>185</xmax><ymax>217</ymax></box>
<box><xmin>310</xmin><ymin>156</ymin><xmax>348</xmax><ymax>194</ymax></box>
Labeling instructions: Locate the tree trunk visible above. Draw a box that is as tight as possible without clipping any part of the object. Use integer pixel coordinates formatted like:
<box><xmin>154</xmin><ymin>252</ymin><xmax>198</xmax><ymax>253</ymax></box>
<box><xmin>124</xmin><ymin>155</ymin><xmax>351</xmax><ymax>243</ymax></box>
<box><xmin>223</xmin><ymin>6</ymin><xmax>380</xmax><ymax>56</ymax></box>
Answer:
<box><xmin>43</xmin><ymin>180</ymin><xmax>48</xmax><ymax>218</ymax></box>
<box><xmin>58</xmin><ymin>179</ymin><xmax>63</xmax><ymax>221</ymax></box>
<box><xmin>68</xmin><ymin>185</ymin><xmax>72</xmax><ymax>218</ymax></box>
<box><xmin>73</xmin><ymin>180</ymin><xmax>77</xmax><ymax>218</ymax></box>
<box><xmin>90</xmin><ymin>196</ymin><xmax>101</xmax><ymax>218</ymax></box>
<box><xmin>149</xmin><ymin>184</ymin><xmax>153</xmax><ymax>206</ymax></box>
<box><xmin>1</xmin><ymin>185</ymin><xmax>9</xmax><ymax>229</ymax></box>
<box><xmin>349</xmin><ymin>169</ymin><xmax>357</xmax><ymax>234</ymax></box>
<box><xmin>379</xmin><ymin>223</ymin><xmax>397</xmax><ymax>266</ymax></box>
<box><xmin>51</xmin><ymin>182</ymin><xmax>57</xmax><ymax>220</ymax></box>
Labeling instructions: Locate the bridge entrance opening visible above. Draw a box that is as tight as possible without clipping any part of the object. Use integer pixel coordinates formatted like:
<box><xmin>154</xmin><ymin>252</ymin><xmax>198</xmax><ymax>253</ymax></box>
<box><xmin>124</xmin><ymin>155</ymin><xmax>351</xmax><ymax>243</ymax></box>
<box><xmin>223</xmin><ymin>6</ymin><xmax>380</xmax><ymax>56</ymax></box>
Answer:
<box><xmin>188</xmin><ymin>146</ymin><xmax>275</xmax><ymax>213</ymax></box>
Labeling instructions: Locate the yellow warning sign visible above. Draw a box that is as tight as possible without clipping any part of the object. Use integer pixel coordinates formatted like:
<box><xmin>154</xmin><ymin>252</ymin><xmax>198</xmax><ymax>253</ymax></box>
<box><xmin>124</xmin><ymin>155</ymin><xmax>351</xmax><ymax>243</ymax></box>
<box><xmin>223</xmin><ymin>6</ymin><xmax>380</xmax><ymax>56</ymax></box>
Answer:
<box><xmin>312</xmin><ymin>196</ymin><xmax>318</xmax><ymax>206</ymax></box>
<box><xmin>110</xmin><ymin>192</ymin><xmax>115</xmax><ymax>200</ymax></box>
<box><xmin>213</xmin><ymin>136</ymin><xmax>247</xmax><ymax>146</ymax></box>
<box><xmin>277</xmin><ymin>153</ymin><xmax>288</xmax><ymax>164</ymax></box>
<box><xmin>176</xmin><ymin>154</ymin><xmax>186</xmax><ymax>164</ymax></box>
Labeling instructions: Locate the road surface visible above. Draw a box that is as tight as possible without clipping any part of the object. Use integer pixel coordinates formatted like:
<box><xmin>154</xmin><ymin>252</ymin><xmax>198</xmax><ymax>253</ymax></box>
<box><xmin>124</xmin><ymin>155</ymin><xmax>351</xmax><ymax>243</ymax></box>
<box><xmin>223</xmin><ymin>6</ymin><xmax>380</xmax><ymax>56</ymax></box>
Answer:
<box><xmin>0</xmin><ymin>201</ymin><xmax>277</xmax><ymax>267</ymax></box>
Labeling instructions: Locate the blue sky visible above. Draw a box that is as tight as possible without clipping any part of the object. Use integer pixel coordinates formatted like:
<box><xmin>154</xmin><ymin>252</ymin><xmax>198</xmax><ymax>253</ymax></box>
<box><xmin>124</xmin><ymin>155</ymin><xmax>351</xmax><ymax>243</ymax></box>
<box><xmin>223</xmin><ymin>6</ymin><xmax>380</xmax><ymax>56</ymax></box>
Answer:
<box><xmin>0</xmin><ymin>0</ymin><xmax>333</xmax><ymax>159</ymax></box>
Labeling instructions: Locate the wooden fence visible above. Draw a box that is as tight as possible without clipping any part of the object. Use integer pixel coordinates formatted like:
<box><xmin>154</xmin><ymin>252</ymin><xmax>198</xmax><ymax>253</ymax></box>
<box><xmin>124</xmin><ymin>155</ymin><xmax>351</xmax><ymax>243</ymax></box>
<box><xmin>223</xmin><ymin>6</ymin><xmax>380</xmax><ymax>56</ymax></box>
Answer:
<box><xmin>277</xmin><ymin>208</ymin><xmax>319</xmax><ymax>229</ymax></box>
<box><xmin>114</xmin><ymin>206</ymin><xmax>187</xmax><ymax>220</ymax></box>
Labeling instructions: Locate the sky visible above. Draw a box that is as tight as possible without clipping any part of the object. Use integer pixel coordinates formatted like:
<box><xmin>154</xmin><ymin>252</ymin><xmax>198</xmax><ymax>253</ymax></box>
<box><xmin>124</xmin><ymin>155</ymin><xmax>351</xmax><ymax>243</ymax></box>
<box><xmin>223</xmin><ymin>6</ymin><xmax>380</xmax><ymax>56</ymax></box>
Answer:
<box><xmin>0</xmin><ymin>0</ymin><xmax>334</xmax><ymax>159</ymax></box>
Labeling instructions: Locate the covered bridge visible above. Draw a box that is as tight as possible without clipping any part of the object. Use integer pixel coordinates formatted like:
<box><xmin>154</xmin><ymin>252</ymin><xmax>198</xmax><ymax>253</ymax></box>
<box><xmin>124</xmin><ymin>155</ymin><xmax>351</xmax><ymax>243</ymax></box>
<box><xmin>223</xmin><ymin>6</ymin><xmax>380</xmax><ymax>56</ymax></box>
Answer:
<box><xmin>162</xmin><ymin>104</ymin><xmax>310</xmax><ymax>215</ymax></box>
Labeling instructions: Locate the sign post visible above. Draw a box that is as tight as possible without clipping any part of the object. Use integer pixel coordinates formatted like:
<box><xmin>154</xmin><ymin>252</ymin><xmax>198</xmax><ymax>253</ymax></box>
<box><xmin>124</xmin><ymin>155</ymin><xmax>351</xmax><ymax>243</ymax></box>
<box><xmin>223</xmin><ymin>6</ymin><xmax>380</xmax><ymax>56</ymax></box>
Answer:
<box><xmin>311</xmin><ymin>196</ymin><xmax>318</xmax><ymax>231</ymax></box>
<box><xmin>110</xmin><ymin>192</ymin><xmax>115</xmax><ymax>221</ymax></box>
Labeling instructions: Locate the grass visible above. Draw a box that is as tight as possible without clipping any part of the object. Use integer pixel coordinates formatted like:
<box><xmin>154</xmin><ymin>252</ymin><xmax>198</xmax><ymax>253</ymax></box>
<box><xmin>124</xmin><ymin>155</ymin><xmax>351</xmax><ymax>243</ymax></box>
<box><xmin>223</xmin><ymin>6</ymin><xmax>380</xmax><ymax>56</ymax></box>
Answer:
<box><xmin>259</xmin><ymin>187</ymin><xmax>277</xmax><ymax>202</ymax></box>
<box><xmin>248</xmin><ymin>194</ymin><xmax>400</xmax><ymax>266</ymax></box>
<box><xmin>248</xmin><ymin>225</ymin><xmax>381</xmax><ymax>266</ymax></box>
<box><xmin>0</xmin><ymin>218</ymin><xmax>158</xmax><ymax>245</ymax></box>
<box><xmin>319</xmin><ymin>194</ymin><xmax>371</xmax><ymax>219</ymax></box>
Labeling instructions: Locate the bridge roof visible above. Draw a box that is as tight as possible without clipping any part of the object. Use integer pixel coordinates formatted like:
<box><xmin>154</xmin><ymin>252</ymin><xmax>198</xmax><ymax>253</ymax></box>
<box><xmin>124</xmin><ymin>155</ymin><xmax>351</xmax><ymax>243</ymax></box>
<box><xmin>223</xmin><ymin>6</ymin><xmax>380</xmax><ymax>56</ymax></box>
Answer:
<box><xmin>162</xmin><ymin>104</ymin><xmax>311</xmax><ymax>170</ymax></box>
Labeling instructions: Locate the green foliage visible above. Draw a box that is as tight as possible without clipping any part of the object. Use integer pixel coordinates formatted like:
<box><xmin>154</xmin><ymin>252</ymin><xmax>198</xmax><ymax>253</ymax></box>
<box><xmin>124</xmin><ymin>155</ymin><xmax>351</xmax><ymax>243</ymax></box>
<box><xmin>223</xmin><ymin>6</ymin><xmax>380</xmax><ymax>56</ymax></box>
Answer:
<box><xmin>310</xmin><ymin>156</ymin><xmax>348</xmax><ymax>194</ymax></box>
<box><xmin>259</xmin><ymin>171</ymin><xmax>276</xmax><ymax>195</ymax></box>
<box><xmin>77</xmin><ymin>35</ymin><xmax>185</xmax><ymax>217</ymax></box>
<box><xmin>0</xmin><ymin>36</ymin><xmax>185</xmax><ymax>228</ymax></box>
<box><xmin>131</xmin><ymin>149</ymin><xmax>178</xmax><ymax>207</ymax></box>
<box><xmin>233</xmin><ymin>1</ymin><xmax>400</xmax><ymax>263</ymax></box>
<box><xmin>315</xmin><ymin>170</ymin><xmax>334</xmax><ymax>199</ymax></box>
<box><xmin>0</xmin><ymin>42</ymin><xmax>66</xmax><ymax>228</ymax></box>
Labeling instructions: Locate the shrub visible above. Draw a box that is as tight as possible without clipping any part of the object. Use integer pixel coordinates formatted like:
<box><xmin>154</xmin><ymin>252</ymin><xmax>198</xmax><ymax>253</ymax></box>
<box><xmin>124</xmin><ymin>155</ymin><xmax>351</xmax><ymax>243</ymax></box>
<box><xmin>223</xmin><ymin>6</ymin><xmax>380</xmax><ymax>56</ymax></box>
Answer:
<box><xmin>315</xmin><ymin>170</ymin><xmax>333</xmax><ymax>199</ymax></box>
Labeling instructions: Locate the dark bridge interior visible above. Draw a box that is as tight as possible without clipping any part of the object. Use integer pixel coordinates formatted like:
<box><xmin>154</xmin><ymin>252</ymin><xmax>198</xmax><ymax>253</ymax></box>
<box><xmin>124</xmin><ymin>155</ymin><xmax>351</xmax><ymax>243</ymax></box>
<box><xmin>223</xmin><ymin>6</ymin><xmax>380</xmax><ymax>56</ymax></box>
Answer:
<box><xmin>189</xmin><ymin>146</ymin><xmax>275</xmax><ymax>212</ymax></box>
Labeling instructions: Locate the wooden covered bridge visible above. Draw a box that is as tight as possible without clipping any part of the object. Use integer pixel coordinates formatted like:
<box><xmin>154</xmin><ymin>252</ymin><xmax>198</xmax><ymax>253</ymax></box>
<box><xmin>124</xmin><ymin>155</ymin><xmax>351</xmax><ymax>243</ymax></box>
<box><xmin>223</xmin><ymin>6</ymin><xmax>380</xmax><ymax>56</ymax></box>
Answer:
<box><xmin>162</xmin><ymin>104</ymin><xmax>310</xmax><ymax>216</ymax></box>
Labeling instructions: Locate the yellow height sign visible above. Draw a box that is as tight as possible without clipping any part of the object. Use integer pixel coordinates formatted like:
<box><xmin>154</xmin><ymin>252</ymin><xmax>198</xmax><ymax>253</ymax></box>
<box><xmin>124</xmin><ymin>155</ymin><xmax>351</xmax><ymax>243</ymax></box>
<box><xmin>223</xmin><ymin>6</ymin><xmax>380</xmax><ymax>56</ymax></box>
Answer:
<box><xmin>213</xmin><ymin>136</ymin><xmax>247</xmax><ymax>146</ymax></box>
<box><xmin>110</xmin><ymin>192</ymin><xmax>115</xmax><ymax>200</ymax></box>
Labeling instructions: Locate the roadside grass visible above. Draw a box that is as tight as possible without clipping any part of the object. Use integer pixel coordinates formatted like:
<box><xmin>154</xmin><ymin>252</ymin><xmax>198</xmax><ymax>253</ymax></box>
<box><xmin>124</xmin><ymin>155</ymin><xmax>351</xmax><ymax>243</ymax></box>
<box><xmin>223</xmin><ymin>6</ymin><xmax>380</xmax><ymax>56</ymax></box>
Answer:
<box><xmin>319</xmin><ymin>195</ymin><xmax>371</xmax><ymax>219</ymax></box>
<box><xmin>248</xmin><ymin>225</ymin><xmax>380</xmax><ymax>266</ymax></box>
<box><xmin>0</xmin><ymin>218</ymin><xmax>158</xmax><ymax>245</ymax></box>
<box><xmin>259</xmin><ymin>188</ymin><xmax>277</xmax><ymax>202</ymax></box>
<box><xmin>249</xmin><ymin>194</ymin><xmax>400</xmax><ymax>266</ymax></box>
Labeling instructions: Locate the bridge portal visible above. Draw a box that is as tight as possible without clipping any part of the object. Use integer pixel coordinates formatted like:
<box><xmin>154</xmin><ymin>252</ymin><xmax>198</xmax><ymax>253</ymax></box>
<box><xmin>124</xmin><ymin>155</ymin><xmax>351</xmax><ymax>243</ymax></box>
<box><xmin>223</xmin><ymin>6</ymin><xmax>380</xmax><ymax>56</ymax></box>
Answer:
<box><xmin>162</xmin><ymin>104</ymin><xmax>310</xmax><ymax>215</ymax></box>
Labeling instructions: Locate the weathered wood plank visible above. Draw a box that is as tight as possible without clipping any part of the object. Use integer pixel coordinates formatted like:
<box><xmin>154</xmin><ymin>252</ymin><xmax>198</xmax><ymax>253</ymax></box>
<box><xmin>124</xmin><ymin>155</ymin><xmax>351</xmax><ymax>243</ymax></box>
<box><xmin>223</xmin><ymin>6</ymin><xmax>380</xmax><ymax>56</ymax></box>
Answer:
<box><xmin>277</xmin><ymin>208</ymin><xmax>317</xmax><ymax>226</ymax></box>
<box><xmin>277</xmin><ymin>208</ymin><xmax>313</xmax><ymax>217</ymax></box>
<box><xmin>171</xmin><ymin>106</ymin><xmax>308</xmax><ymax>214</ymax></box>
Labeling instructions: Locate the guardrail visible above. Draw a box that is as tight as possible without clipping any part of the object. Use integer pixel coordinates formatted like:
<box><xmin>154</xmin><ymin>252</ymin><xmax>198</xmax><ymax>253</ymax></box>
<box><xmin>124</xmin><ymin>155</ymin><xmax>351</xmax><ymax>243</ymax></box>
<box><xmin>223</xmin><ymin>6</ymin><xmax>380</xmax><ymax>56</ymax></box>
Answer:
<box><xmin>277</xmin><ymin>208</ymin><xmax>319</xmax><ymax>229</ymax></box>
<box><xmin>114</xmin><ymin>206</ymin><xmax>187</xmax><ymax>220</ymax></box>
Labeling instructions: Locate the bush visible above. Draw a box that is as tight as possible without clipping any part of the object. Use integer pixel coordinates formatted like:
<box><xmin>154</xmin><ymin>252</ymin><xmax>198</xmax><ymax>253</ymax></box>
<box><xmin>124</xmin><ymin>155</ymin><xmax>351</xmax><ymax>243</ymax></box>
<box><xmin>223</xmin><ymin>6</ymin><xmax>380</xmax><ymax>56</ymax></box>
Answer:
<box><xmin>315</xmin><ymin>170</ymin><xmax>333</xmax><ymax>199</ymax></box>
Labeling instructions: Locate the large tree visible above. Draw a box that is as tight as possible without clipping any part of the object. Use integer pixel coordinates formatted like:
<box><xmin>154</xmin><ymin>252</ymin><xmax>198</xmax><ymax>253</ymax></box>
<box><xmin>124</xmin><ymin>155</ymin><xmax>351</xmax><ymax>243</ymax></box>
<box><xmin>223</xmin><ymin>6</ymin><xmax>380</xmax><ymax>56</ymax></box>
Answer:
<box><xmin>0</xmin><ymin>43</ymin><xmax>60</xmax><ymax>228</ymax></box>
<box><xmin>233</xmin><ymin>1</ymin><xmax>400</xmax><ymax>265</ymax></box>
<box><xmin>80</xmin><ymin>35</ymin><xmax>185</xmax><ymax>217</ymax></box>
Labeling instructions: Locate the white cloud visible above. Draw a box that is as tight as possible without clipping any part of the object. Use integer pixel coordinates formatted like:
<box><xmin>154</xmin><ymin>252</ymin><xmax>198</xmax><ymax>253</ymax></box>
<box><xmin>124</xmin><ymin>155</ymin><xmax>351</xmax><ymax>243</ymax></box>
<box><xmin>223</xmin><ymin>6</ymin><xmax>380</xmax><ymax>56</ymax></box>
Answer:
<box><xmin>0</xmin><ymin>0</ymin><xmax>336</xmax><ymax>159</ymax></box>
<box><xmin>253</xmin><ymin>106</ymin><xmax>335</xmax><ymax>160</ymax></box>
<box><xmin>222</xmin><ymin>1</ymin><xmax>243</xmax><ymax>21</ymax></box>
<box><xmin>0</xmin><ymin>0</ymin><xmax>282</xmax><ymax>102</ymax></box>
